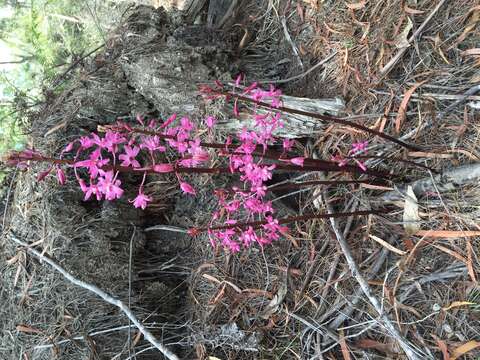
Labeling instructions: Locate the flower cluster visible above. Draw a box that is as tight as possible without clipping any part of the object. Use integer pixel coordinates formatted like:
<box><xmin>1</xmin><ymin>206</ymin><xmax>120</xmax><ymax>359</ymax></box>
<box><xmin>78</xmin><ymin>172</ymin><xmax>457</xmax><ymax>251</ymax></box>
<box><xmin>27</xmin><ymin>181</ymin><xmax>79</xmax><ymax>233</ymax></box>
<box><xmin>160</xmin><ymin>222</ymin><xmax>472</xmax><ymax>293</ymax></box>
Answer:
<box><xmin>60</xmin><ymin>114</ymin><xmax>211</xmax><ymax>209</ymax></box>
<box><xmin>6</xmin><ymin>78</ymin><xmax>373</xmax><ymax>253</ymax></box>
<box><xmin>199</xmin><ymin>79</ymin><xmax>295</xmax><ymax>252</ymax></box>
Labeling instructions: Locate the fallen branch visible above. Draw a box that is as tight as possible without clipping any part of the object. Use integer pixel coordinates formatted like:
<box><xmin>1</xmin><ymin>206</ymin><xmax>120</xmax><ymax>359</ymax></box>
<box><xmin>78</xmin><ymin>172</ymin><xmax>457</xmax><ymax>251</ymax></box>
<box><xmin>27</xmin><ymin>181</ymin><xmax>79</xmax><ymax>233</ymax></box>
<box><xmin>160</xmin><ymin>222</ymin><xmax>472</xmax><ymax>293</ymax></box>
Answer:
<box><xmin>379</xmin><ymin>163</ymin><xmax>480</xmax><ymax>203</ymax></box>
<box><xmin>323</xmin><ymin>195</ymin><xmax>424</xmax><ymax>360</ymax></box>
<box><xmin>7</xmin><ymin>233</ymin><xmax>179</xmax><ymax>360</ymax></box>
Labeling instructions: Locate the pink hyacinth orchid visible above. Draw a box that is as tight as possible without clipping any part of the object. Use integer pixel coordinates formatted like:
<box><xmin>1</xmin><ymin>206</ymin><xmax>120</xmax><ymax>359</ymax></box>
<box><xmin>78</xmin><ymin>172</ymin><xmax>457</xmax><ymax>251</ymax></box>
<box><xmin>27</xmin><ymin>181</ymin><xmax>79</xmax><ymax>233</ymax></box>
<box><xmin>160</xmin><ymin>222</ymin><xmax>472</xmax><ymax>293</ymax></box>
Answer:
<box><xmin>119</xmin><ymin>145</ymin><xmax>141</xmax><ymax>168</ymax></box>
<box><xmin>131</xmin><ymin>190</ymin><xmax>151</xmax><ymax>210</ymax></box>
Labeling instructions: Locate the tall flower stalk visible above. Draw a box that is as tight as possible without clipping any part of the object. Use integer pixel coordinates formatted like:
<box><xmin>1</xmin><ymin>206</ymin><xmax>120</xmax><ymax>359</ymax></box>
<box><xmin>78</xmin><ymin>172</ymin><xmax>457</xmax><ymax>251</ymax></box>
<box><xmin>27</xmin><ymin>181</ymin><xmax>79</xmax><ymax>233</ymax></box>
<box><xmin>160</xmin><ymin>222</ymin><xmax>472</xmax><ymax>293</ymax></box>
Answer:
<box><xmin>4</xmin><ymin>79</ymin><xmax>424</xmax><ymax>252</ymax></box>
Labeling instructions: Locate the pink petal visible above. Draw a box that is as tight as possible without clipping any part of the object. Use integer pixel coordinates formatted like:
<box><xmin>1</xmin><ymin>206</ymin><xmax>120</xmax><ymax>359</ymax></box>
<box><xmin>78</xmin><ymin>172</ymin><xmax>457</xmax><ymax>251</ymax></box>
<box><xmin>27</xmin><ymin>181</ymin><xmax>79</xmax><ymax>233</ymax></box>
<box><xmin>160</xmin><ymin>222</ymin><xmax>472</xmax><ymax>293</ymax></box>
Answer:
<box><xmin>205</xmin><ymin>116</ymin><xmax>216</xmax><ymax>128</ymax></box>
<box><xmin>234</xmin><ymin>73</ymin><xmax>242</xmax><ymax>86</ymax></box>
<box><xmin>180</xmin><ymin>182</ymin><xmax>196</xmax><ymax>196</ymax></box>
<box><xmin>56</xmin><ymin>168</ymin><xmax>66</xmax><ymax>185</ymax></box>
<box><xmin>37</xmin><ymin>168</ymin><xmax>53</xmax><ymax>182</ymax></box>
<box><xmin>160</xmin><ymin>113</ymin><xmax>177</xmax><ymax>129</ymax></box>
<box><xmin>290</xmin><ymin>157</ymin><xmax>305</xmax><ymax>167</ymax></box>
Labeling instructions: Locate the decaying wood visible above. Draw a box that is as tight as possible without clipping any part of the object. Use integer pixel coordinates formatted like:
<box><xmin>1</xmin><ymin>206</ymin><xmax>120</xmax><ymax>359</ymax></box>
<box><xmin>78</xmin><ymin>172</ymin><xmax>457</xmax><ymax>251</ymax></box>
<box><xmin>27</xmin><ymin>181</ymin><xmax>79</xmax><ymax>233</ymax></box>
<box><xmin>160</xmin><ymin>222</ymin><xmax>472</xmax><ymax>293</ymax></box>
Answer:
<box><xmin>380</xmin><ymin>163</ymin><xmax>480</xmax><ymax>203</ymax></box>
<box><xmin>216</xmin><ymin>95</ymin><xmax>345</xmax><ymax>138</ymax></box>
<box><xmin>185</xmin><ymin>0</ymin><xmax>208</xmax><ymax>21</ymax></box>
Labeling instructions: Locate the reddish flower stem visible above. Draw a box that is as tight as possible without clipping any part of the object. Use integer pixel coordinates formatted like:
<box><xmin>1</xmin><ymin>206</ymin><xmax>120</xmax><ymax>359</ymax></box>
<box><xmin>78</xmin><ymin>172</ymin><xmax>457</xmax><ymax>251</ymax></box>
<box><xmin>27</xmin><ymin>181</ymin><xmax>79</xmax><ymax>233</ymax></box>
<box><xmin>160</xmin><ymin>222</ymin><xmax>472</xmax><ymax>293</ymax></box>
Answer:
<box><xmin>213</xmin><ymin>88</ymin><xmax>424</xmax><ymax>152</ymax></box>
<box><xmin>192</xmin><ymin>209</ymin><xmax>381</xmax><ymax>233</ymax></box>
<box><xmin>268</xmin><ymin>179</ymin><xmax>386</xmax><ymax>191</ymax></box>
<box><xmin>104</xmin><ymin>125</ymin><xmax>393</xmax><ymax>178</ymax></box>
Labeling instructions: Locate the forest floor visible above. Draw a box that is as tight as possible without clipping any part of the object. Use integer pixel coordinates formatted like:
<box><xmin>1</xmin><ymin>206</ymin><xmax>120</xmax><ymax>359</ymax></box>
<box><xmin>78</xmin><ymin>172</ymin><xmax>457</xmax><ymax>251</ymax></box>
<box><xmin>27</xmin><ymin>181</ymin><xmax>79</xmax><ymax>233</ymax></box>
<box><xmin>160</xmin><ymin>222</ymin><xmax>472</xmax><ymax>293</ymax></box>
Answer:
<box><xmin>1</xmin><ymin>1</ymin><xmax>480</xmax><ymax>359</ymax></box>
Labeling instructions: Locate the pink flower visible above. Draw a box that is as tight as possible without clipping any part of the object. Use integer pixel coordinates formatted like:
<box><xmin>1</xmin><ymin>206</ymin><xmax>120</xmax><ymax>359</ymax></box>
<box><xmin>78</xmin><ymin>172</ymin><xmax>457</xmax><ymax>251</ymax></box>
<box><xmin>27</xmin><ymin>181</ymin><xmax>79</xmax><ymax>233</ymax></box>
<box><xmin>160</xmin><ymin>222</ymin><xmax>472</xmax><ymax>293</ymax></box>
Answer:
<box><xmin>83</xmin><ymin>181</ymin><xmax>102</xmax><ymax>201</ymax></box>
<box><xmin>160</xmin><ymin>113</ymin><xmax>177</xmax><ymax>129</ymax></box>
<box><xmin>350</xmin><ymin>141</ymin><xmax>369</xmax><ymax>155</ymax></box>
<box><xmin>56</xmin><ymin>167</ymin><xmax>66</xmax><ymax>185</ymax></box>
<box><xmin>140</xmin><ymin>136</ymin><xmax>165</xmax><ymax>153</ymax></box>
<box><xmin>74</xmin><ymin>148</ymin><xmax>109</xmax><ymax>179</ymax></box>
<box><xmin>131</xmin><ymin>191</ymin><xmax>151</xmax><ymax>210</ymax></box>
<box><xmin>282</xmin><ymin>139</ymin><xmax>294</xmax><ymax>152</ymax></box>
<box><xmin>63</xmin><ymin>142</ymin><xmax>74</xmax><ymax>153</ymax></box>
<box><xmin>153</xmin><ymin>163</ymin><xmax>174</xmax><ymax>173</ymax></box>
<box><xmin>242</xmin><ymin>82</ymin><xmax>257</xmax><ymax>95</ymax></box>
<box><xmin>119</xmin><ymin>145</ymin><xmax>140</xmax><ymax>168</ymax></box>
<box><xmin>97</xmin><ymin>170</ymin><xmax>124</xmax><ymax>200</ymax></box>
<box><xmin>239</xmin><ymin>226</ymin><xmax>257</xmax><ymax>247</ymax></box>
<box><xmin>205</xmin><ymin>116</ymin><xmax>216</xmax><ymax>128</ymax></box>
<box><xmin>234</xmin><ymin>73</ymin><xmax>242</xmax><ymax>87</ymax></box>
<box><xmin>332</xmin><ymin>154</ymin><xmax>348</xmax><ymax>167</ymax></box>
<box><xmin>233</xmin><ymin>99</ymin><xmax>240</xmax><ymax>117</ymax></box>
<box><xmin>180</xmin><ymin>182</ymin><xmax>196</xmax><ymax>196</ymax></box>
<box><xmin>180</xmin><ymin>117</ymin><xmax>194</xmax><ymax>132</ymax></box>
<box><xmin>37</xmin><ymin>168</ymin><xmax>52</xmax><ymax>182</ymax></box>
<box><xmin>290</xmin><ymin>157</ymin><xmax>305</xmax><ymax>167</ymax></box>
<box><xmin>79</xmin><ymin>136</ymin><xmax>94</xmax><ymax>149</ymax></box>
<box><xmin>354</xmin><ymin>159</ymin><xmax>367</xmax><ymax>171</ymax></box>
<box><xmin>101</xmin><ymin>131</ymin><xmax>126</xmax><ymax>153</ymax></box>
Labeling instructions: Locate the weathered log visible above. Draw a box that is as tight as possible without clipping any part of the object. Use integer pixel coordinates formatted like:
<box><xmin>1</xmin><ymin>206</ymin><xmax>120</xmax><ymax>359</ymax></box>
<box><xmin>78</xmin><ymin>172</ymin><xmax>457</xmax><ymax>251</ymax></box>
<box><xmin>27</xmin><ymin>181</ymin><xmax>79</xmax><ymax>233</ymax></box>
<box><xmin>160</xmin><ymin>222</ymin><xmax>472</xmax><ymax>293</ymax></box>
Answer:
<box><xmin>379</xmin><ymin>163</ymin><xmax>480</xmax><ymax>203</ymax></box>
<box><xmin>215</xmin><ymin>95</ymin><xmax>345</xmax><ymax>138</ymax></box>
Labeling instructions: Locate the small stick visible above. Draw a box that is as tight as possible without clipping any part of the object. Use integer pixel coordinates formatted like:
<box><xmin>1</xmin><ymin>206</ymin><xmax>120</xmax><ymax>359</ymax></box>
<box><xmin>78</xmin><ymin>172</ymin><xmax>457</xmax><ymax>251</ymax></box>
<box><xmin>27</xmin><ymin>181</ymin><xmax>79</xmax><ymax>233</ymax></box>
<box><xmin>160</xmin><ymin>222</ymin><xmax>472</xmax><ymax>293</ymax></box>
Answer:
<box><xmin>281</xmin><ymin>16</ymin><xmax>303</xmax><ymax>69</ymax></box>
<box><xmin>437</xmin><ymin>84</ymin><xmax>480</xmax><ymax>121</ymax></box>
<box><xmin>8</xmin><ymin>234</ymin><xmax>179</xmax><ymax>360</ymax></box>
<box><xmin>323</xmin><ymin>195</ymin><xmax>423</xmax><ymax>360</ymax></box>
<box><xmin>380</xmin><ymin>0</ymin><xmax>447</xmax><ymax>76</ymax></box>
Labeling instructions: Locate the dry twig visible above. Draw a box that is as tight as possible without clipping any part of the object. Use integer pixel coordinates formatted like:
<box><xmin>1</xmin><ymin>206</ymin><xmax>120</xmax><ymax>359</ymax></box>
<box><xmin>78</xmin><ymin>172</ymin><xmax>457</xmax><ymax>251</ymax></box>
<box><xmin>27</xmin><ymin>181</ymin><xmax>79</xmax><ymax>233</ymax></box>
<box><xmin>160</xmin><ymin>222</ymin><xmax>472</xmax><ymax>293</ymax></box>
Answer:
<box><xmin>7</xmin><ymin>233</ymin><xmax>180</xmax><ymax>360</ymax></box>
<box><xmin>380</xmin><ymin>163</ymin><xmax>480</xmax><ymax>203</ymax></box>
<box><xmin>323</xmin><ymin>195</ymin><xmax>424</xmax><ymax>360</ymax></box>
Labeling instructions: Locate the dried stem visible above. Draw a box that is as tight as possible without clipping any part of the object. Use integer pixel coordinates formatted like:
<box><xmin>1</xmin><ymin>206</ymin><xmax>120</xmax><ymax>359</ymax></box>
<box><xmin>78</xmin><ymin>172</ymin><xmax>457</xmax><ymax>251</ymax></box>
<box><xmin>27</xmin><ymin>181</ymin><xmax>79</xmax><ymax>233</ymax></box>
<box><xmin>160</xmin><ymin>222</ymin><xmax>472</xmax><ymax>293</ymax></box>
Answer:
<box><xmin>323</xmin><ymin>194</ymin><xmax>423</xmax><ymax>360</ymax></box>
<box><xmin>193</xmin><ymin>209</ymin><xmax>381</xmax><ymax>233</ymax></box>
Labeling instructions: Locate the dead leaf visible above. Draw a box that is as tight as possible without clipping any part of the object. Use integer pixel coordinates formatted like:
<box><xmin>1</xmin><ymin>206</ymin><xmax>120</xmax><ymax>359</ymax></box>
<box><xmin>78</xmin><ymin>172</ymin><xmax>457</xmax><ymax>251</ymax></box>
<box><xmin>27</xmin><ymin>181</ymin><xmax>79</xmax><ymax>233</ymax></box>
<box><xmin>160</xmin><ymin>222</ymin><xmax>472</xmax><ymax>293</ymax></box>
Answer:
<box><xmin>260</xmin><ymin>281</ymin><xmax>287</xmax><ymax>319</ymax></box>
<box><xmin>461</xmin><ymin>48</ymin><xmax>480</xmax><ymax>56</ymax></box>
<box><xmin>451</xmin><ymin>340</ymin><xmax>480</xmax><ymax>360</ymax></box>
<box><xmin>395</xmin><ymin>81</ymin><xmax>426</xmax><ymax>133</ymax></box>
<box><xmin>414</xmin><ymin>230</ymin><xmax>480</xmax><ymax>238</ymax></box>
<box><xmin>466</xmin><ymin>240</ymin><xmax>477</xmax><ymax>282</ymax></box>
<box><xmin>360</xmin><ymin>183</ymin><xmax>394</xmax><ymax>191</ymax></box>
<box><xmin>431</xmin><ymin>243</ymin><xmax>467</xmax><ymax>264</ymax></box>
<box><xmin>297</xmin><ymin>3</ymin><xmax>304</xmax><ymax>22</ymax></box>
<box><xmin>403</xmin><ymin>186</ymin><xmax>420</xmax><ymax>235</ymax></box>
<box><xmin>208</xmin><ymin>357</ymin><xmax>223</xmax><ymax>360</ymax></box>
<box><xmin>442</xmin><ymin>301</ymin><xmax>475</xmax><ymax>311</ymax></box>
<box><xmin>394</xmin><ymin>17</ymin><xmax>413</xmax><ymax>49</ymax></box>
<box><xmin>431</xmin><ymin>334</ymin><xmax>450</xmax><ymax>360</ymax></box>
<box><xmin>16</xmin><ymin>324</ymin><xmax>42</xmax><ymax>334</ymax></box>
<box><xmin>355</xmin><ymin>339</ymin><xmax>399</xmax><ymax>354</ymax></box>
<box><xmin>404</xmin><ymin>5</ymin><xmax>425</xmax><ymax>14</ymax></box>
<box><xmin>452</xmin><ymin>8</ymin><xmax>480</xmax><ymax>47</ymax></box>
<box><xmin>339</xmin><ymin>330</ymin><xmax>352</xmax><ymax>360</ymax></box>
<box><xmin>408</xmin><ymin>151</ymin><xmax>453</xmax><ymax>159</ymax></box>
<box><xmin>369</xmin><ymin>234</ymin><xmax>407</xmax><ymax>255</ymax></box>
<box><xmin>346</xmin><ymin>1</ymin><xmax>366</xmax><ymax>10</ymax></box>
